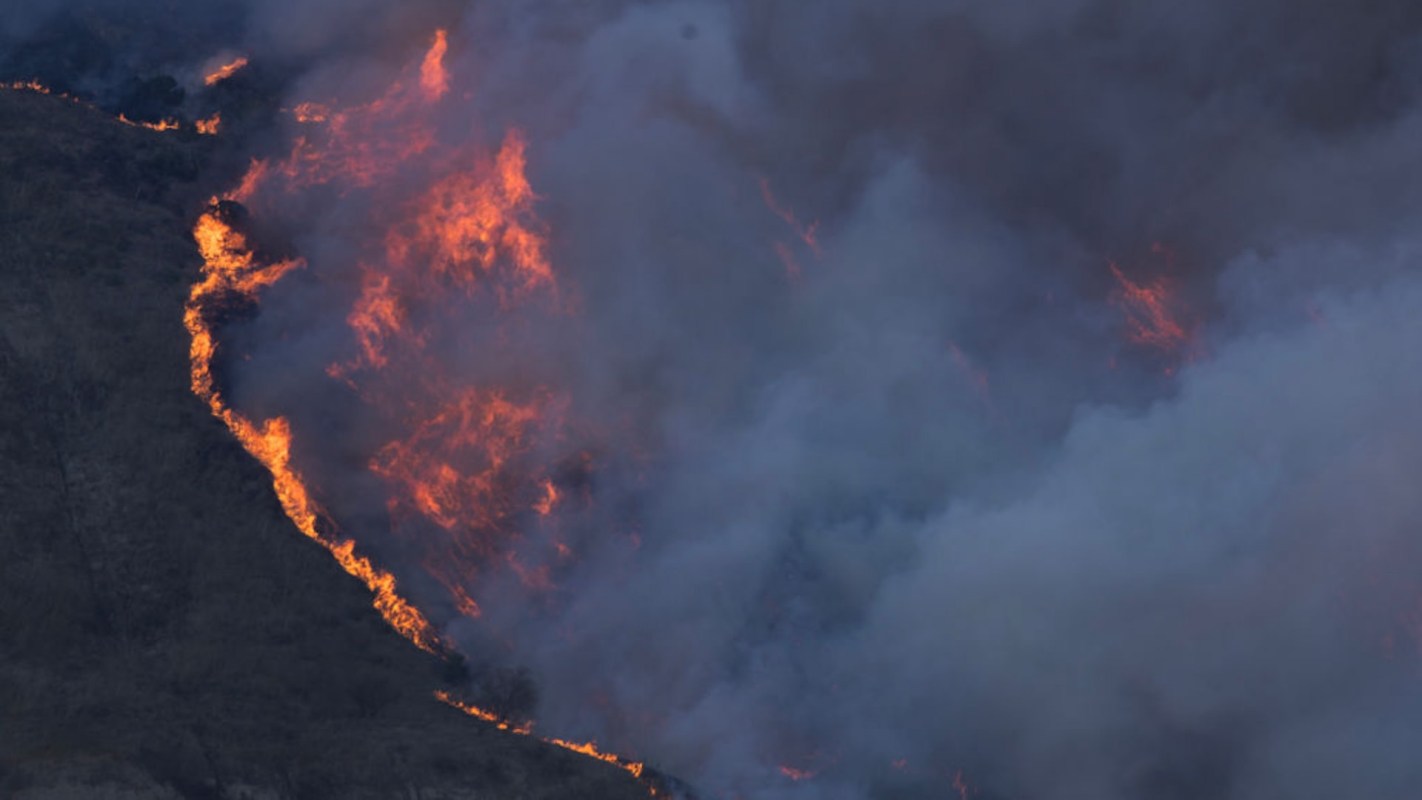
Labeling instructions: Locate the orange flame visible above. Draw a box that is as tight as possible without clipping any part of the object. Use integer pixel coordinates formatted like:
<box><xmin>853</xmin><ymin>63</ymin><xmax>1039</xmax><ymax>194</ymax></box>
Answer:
<box><xmin>273</xmin><ymin>37</ymin><xmax>449</xmax><ymax>190</ymax></box>
<box><xmin>3</xmin><ymin>79</ymin><xmax>53</xmax><ymax>94</ymax></box>
<box><xmin>420</xmin><ymin>30</ymin><xmax>450</xmax><ymax>101</ymax></box>
<box><xmin>117</xmin><ymin>114</ymin><xmax>181</xmax><ymax>132</ymax></box>
<box><xmin>759</xmin><ymin>177</ymin><xmax>821</xmax><ymax>279</ymax></box>
<box><xmin>533</xmin><ymin>479</ymin><xmax>559</xmax><ymax>516</ymax></box>
<box><xmin>545</xmin><ymin>736</ymin><xmax>646</xmax><ymax>780</ymax></box>
<box><xmin>227</xmin><ymin>158</ymin><xmax>270</xmax><ymax>205</ymax></box>
<box><xmin>339</xmin><ymin>268</ymin><xmax>405</xmax><ymax>373</ymax></box>
<box><xmin>291</xmin><ymin>102</ymin><xmax>330</xmax><ymax>124</ymax></box>
<box><xmin>383</xmin><ymin>130</ymin><xmax>553</xmax><ymax>304</ymax></box>
<box><xmin>435</xmin><ymin>691</ymin><xmax>648</xmax><ymax>781</ymax></box>
<box><xmin>196</xmin><ymin>113</ymin><xmax>222</xmax><ymax>135</ymax></box>
<box><xmin>1108</xmin><ymin>263</ymin><xmax>1188</xmax><ymax>348</ymax></box>
<box><xmin>204</xmin><ymin>56</ymin><xmax>249</xmax><ymax>86</ymax></box>
<box><xmin>371</xmin><ymin>388</ymin><xmax>546</xmax><ymax>533</ymax></box>
<box><xmin>217</xmin><ymin>26</ymin><xmax>569</xmax><ymax>636</ymax></box>
<box><xmin>185</xmin><ymin>198</ymin><xmax>442</xmax><ymax>654</ymax></box>
<box><xmin>434</xmin><ymin>690</ymin><xmax>534</xmax><ymax>734</ymax></box>
<box><xmin>187</xmin><ymin>30</ymin><xmax>659</xmax><ymax>795</ymax></box>
<box><xmin>1108</xmin><ymin>254</ymin><xmax>1199</xmax><ymax>373</ymax></box>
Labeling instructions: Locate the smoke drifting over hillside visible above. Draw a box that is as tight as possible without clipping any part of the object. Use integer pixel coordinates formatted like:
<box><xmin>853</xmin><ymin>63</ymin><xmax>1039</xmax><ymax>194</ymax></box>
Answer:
<box><xmin>12</xmin><ymin>2</ymin><xmax>1422</xmax><ymax>797</ymax></box>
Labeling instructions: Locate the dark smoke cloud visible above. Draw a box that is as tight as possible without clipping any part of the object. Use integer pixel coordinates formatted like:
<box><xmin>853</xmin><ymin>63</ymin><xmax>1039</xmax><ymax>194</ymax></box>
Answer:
<box><xmin>16</xmin><ymin>1</ymin><xmax>1422</xmax><ymax>797</ymax></box>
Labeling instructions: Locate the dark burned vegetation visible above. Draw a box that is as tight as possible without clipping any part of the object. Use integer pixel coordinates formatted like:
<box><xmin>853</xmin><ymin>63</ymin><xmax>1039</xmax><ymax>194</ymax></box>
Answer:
<box><xmin>0</xmin><ymin>90</ymin><xmax>650</xmax><ymax>800</ymax></box>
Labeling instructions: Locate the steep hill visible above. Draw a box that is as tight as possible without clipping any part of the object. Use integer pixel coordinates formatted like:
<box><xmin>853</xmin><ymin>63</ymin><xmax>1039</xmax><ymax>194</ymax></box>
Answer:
<box><xmin>0</xmin><ymin>88</ymin><xmax>651</xmax><ymax>800</ymax></box>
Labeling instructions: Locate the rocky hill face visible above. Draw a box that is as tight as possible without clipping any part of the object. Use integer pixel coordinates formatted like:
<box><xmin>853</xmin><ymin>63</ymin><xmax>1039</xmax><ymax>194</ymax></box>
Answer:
<box><xmin>0</xmin><ymin>88</ymin><xmax>651</xmax><ymax>800</ymax></box>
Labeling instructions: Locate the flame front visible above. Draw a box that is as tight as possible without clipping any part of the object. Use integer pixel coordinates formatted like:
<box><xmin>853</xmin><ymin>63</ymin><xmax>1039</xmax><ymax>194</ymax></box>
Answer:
<box><xmin>185</xmin><ymin>203</ymin><xmax>442</xmax><ymax>653</ymax></box>
<box><xmin>117</xmin><ymin>114</ymin><xmax>181</xmax><ymax>132</ymax></box>
<box><xmin>181</xmin><ymin>28</ymin><xmax>668</xmax><ymax>791</ymax></box>
<box><xmin>189</xmin><ymin>26</ymin><xmax>558</xmax><ymax>645</ymax></box>
<box><xmin>435</xmin><ymin>692</ymin><xmax>652</xmax><ymax>784</ymax></box>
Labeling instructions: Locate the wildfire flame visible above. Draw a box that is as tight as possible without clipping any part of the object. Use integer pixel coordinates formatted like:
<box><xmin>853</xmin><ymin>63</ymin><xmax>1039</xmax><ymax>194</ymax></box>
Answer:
<box><xmin>369</xmin><ymin>387</ymin><xmax>549</xmax><ymax>533</ymax></box>
<box><xmin>291</xmin><ymin>102</ymin><xmax>329</xmax><ymax>123</ymax></box>
<box><xmin>1108</xmin><ymin>250</ymin><xmax>1199</xmax><ymax>372</ymax></box>
<box><xmin>3</xmin><ymin>80</ymin><xmax>103</xmax><ymax>113</ymax></box>
<box><xmin>435</xmin><ymin>691</ymin><xmax>651</xmax><ymax>782</ymax></box>
<box><xmin>191</xmin><ymin>24</ymin><xmax>561</xmax><ymax>639</ymax></box>
<box><xmin>420</xmin><ymin>30</ymin><xmax>449</xmax><ymax>101</ymax></box>
<box><xmin>3</xmin><ymin>79</ymin><xmax>54</xmax><ymax>94</ymax></box>
<box><xmin>186</xmin><ymin>202</ymin><xmax>444</xmax><ymax>652</ymax></box>
<box><xmin>117</xmin><ymin>113</ymin><xmax>181</xmax><ymax>132</ymax></box>
<box><xmin>184</xmin><ymin>27</ymin><xmax>663</xmax><ymax>794</ymax></box>
<box><xmin>196</xmin><ymin>113</ymin><xmax>222</xmax><ymax>135</ymax></box>
<box><xmin>204</xmin><ymin>56</ymin><xmax>249</xmax><ymax>87</ymax></box>
<box><xmin>759</xmin><ymin>177</ymin><xmax>821</xmax><ymax>279</ymax></box>
<box><xmin>5</xmin><ymin>79</ymin><xmax>180</xmax><ymax>135</ymax></box>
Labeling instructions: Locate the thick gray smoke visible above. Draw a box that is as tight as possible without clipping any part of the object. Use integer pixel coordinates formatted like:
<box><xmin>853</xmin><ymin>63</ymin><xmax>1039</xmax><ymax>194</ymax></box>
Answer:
<box><xmin>17</xmin><ymin>1</ymin><xmax>1422</xmax><ymax>797</ymax></box>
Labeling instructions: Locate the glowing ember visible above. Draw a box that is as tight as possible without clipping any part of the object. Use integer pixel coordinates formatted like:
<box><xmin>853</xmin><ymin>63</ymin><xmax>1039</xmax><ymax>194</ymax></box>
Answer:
<box><xmin>212</xmin><ymin>26</ymin><xmax>567</xmax><ymax>630</ymax></box>
<box><xmin>953</xmin><ymin>768</ymin><xmax>973</xmax><ymax>799</ymax></box>
<box><xmin>778</xmin><ymin>764</ymin><xmax>816</xmax><ymax>781</ymax></box>
<box><xmin>759</xmin><ymin>177</ymin><xmax>821</xmax><ymax>279</ymax></box>
<box><xmin>3</xmin><ymin>79</ymin><xmax>53</xmax><ymax>94</ymax></box>
<box><xmin>1108</xmin><ymin>257</ymin><xmax>1198</xmax><ymax>370</ymax></box>
<box><xmin>759</xmin><ymin>177</ymin><xmax>821</xmax><ymax>255</ymax></box>
<box><xmin>204</xmin><ymin>56</ymin><xmax>249</xmax><ymax>86</ymax></box>
<box><xmin>333</xmin><ymin>268</ymin><xmax>404</xmax><ymax>374</ymax></box>
<box><xmin>947</xmin><ymin>340</ymin><xmax>993</xmax><ymax>410</ymax></box>
<box><xmin>272</xmin><ymin>34</ymin><xmax>452</xmax><ymax>189</ymax></box>
<box><xmin>369</xmin><ymin>388</ymin><xmax>547</xmax><ymax>533</ymax></box>
<box><xmin>382</xmin><ymin>130</ymin><xmax>554</xmax><ymax>304</ymax></box>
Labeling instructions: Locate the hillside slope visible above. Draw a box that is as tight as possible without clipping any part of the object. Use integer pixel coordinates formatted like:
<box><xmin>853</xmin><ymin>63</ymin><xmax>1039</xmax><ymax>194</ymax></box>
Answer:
<box><xmin>0</xmin><ymin>88</ymin><xmax>651</xmax><ymax>800</ymax></box>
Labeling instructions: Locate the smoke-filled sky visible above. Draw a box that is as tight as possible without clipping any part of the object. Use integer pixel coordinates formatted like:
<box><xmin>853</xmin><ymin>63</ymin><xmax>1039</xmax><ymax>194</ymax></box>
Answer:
<box><xmin>11</xmin><ymin>2</ymin><xmax>1422</xmax><ymax>798</ymax></box>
